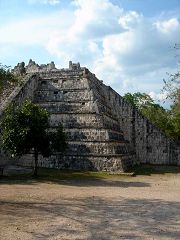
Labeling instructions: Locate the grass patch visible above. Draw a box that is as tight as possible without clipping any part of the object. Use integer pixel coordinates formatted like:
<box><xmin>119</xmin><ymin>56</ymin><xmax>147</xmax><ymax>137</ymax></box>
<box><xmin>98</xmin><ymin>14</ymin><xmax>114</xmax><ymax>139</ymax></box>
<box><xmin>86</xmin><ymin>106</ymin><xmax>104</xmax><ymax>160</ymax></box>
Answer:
<box><xmin>1</xmin><ymin>165</ymin><xmax>179</xmax><ymax>184</ymax></box>
<box><xmin>37</xmin><ymin>168</ymin><xmax>133</xmax><ymax>181</ymax></box>
<box><xmin>0</xmin><ymin>167</ymin><xmax>133</xmax><ymax>183</ymax></box>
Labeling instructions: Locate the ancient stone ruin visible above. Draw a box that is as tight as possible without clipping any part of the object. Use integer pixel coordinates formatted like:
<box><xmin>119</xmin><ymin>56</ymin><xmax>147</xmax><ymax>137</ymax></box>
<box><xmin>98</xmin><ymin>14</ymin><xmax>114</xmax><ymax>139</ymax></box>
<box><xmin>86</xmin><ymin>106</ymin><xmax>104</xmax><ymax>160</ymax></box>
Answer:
<box><xmin>0</xmin><ymin>60</ymin><xmax>180</xmax><ymax>171</ymax></box>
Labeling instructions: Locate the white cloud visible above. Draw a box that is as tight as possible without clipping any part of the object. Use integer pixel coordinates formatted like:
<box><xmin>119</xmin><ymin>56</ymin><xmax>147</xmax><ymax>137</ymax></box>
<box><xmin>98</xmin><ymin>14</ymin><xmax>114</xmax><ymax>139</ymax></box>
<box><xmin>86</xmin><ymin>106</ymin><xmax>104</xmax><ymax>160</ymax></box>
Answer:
<box><xmin>71</xmin><ymin>0</ymin><xmax>123</xmax><ymax>38</ymax></box>
<box><xmin>46</xmin><ymin>0</ymin><xmax>124</xmax><ymax>63</ymax></box>
<box><xmin>0</xmin><ymin>10</ymin><xmax>73</xmax><ymax>45</ymax></box>
<box><xmin>155</xmin><ymin>18</ymin><xmax>180</xmax><ymax>34</ymax></box>
<box><xmin>118</xmin><ymin>11</ymin><xmax>142</xmax><ymax>30</ymax></box>
<box><xmin>0</xmin><ymin>0</ymin><xmax>179</xmax><ymax>100</ymax></box>
<box><xmin>149</xmin><ymin>91</ymin><xmax>167</xmax><ymax>102</ymax></box>
<box><xmin>92</xmin><ymin>14</ymin><xmax>180</xmax><ymax>93</ymax></box>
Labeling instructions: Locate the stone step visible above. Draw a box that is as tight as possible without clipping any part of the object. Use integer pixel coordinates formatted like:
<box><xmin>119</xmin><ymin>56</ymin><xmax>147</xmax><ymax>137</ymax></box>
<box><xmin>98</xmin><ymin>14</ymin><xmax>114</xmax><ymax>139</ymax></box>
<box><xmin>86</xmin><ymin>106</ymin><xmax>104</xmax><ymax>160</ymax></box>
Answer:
<box><xmin>39</xmin><ymin>70</ymin><xmax>84</xmax><ymax>78</ymax></box>
<box><xmin>37</xmin><ymin>154</ymin><xmax>132</xmax><ymax>171</ymax></box>
<box><xmin>49</xmin><ymin>113</ymin><xmax>121</xmax><ymax>131</ymax></box>
<box><xmin>37</xmin><ymin>77</ymin><xmax>88</xmax><ymax>90</ymax></box>
<box><xmin>65</xmin><ymin>142</ymin><xmax>128</xmax><ymax>155</ymax></box>
<box><xmin>35</xmin><ymin>100</ymin><xmax>118</xmax><ymax>121</ymax></box>
<box><xmin>36</xmin><ymin>101</ymin><xmax>96</xmax><ymax>114</ymax></box>
<box><xmin>34</xmin><ymin>89</ymin><xmax>93</xmax><ymax>102</ymax></box>
<box><xmin>63</xmin><ymin>129</ymin><xmax>124</xmax><ymax>142</ymax></box>
<box><xmin>18</xmin><ymin>153</ymin><xmax>132</xmax><ymax>172</ymax></box>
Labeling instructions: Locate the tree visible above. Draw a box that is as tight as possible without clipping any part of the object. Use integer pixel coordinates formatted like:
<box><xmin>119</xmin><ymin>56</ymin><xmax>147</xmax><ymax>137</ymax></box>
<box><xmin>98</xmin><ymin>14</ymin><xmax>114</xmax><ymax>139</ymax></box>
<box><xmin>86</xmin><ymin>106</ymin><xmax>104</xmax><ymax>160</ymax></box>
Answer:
<box><xmin>162</xmin><ymin>44</ymin><xmax>180</xmax><ymax>143</ymax></box>
<box><xmin>163</xmin><ymin>44</ymin><xmax>180</xmax><ymax>103</ymax></box>
<box><xmin>123</xmin><ymin>92</ymin><xmax>171</xmax><ymax>136</ymax></box>
<box><xmin>0</xmin><ymin>100</ymin><xmax>67</xmax><ymax>176</ymax></box>
<box><xmin>0</xmin><ymin>64</ymin><xmax>18</xmax><ymax>93</ymax></box>
<box><xmin>124</xmin><ymin>92</ymin><xmax>155</xmax><ymax>110</ymax></box>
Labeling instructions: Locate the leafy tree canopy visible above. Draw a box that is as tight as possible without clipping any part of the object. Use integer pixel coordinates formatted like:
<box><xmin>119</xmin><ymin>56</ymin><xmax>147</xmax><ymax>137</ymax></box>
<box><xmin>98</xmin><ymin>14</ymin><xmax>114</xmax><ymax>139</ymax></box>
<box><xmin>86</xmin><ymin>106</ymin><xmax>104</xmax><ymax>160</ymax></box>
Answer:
<box><xmin>163</xmin><ymin>43</ymin><xmax>180</xmax><ymax>100</ymax></box>
<box><xmin>0</xmin><ymin>64</ymin><xmax>18</xmax><ymax>93</ymax></box>
<box><xmin>123</xmin><ymin>92</ymin><xmax>157</xmax><ymax>110</ymax></box>
<box><xmin>162</xmin><ymin>44</ymin><xmax>180</xmax><ymax>143</ymax></box>
<box><xmin>123</xmin><ymin>92</ymin><xmax>178</xmax><ymax>142</ymax></box>
<box><xmin>0</xmin><ymin>100</ymin><xmax>67</xmax><ymax>176</ymax></box>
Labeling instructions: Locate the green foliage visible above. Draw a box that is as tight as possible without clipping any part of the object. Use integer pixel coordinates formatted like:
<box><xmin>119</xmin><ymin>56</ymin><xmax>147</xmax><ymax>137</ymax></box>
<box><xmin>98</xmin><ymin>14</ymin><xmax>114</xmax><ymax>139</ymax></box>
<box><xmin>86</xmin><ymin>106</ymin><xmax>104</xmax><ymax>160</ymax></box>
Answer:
<box><xmin>0</xmin><ymin>101</ymin><xmax>67</xmax><ymax>175</ymax></box>
<box><xmin>163</xmin><ymin>44</ymin><xmax>180</xmax><ymax>98</ymax></box>
<box><xmin>1</xmin><ymin>101</ymin><xmax>50</xmax><ymax>156</ymax></box>
<box><xmin>167</xmin><ymin>93</ymin><xmax>180</xmax><ymax>143</ymax></box>
<box><xmin>162</xmin><ymin>44</ymin><xmax>180</xmax><ymax>143</ymax></box>
<box><xmin>0</xmin><ymin>64</ymin><xmax>18</xmax><ymax>93</ymax></box>
<box><xmin>124</xmin><ymin>92</ymin><xmax>155</xmax><ymax>110</ymax></box>
<box><xmin>123</xmin><ymin>92</ymin><xmax>136</xmax><ymax>106</ymax></box>
<box><xmin>123</xmin><ymin>92</ymin><xmax>176</xmax><ymax>141</ymax></box>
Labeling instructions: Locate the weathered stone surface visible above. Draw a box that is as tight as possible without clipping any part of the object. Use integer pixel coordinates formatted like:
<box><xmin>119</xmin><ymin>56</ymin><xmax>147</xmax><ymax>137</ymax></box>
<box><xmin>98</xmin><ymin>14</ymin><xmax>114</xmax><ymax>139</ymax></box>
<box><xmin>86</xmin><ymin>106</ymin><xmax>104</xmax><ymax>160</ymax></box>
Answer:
<box><xmin>0</xmin><ymin>60</ymin><xmax>180</xmax><ymax>171</ymax></box>
<box><xmin>2</xmin><ymin>165</ymin><xmax>33</xmax><ymax>176</ymax></box>
<box><xmin>12</xmin><ymin>62</ymin><xmax>26</xmax><ymax>75</ymax></box>
<box><xmin>12</xmin><ymin>60</ymin><xmax>56</xmax><ymax>76</ymax></box>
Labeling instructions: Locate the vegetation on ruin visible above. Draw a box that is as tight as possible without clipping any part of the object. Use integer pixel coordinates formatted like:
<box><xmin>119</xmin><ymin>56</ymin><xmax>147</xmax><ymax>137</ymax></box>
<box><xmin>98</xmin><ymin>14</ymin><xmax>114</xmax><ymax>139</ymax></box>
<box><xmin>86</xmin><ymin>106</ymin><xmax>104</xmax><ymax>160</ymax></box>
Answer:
<box><xmin>0</xmin><ymin>101</ymin><xmax>67</xmax><ymax>176</ymax></box>
<box><xmin>0</xmin><ymin>64</ymin><xmax>19</xmax><ymax>94</ymax></box>
<box><xmin>124</xmin><ymin>45</ymin><xmax>180</xmax><ymax>144</ymax></box>
<box><xmin>123</xmin><ymin>91</ymin><xmax>180</xmax><ymax>143</ymax></box>
<box><xmin>162</xmin><ymin>44</ymin><xmax>180</xmax><ymax>143</ymax></box>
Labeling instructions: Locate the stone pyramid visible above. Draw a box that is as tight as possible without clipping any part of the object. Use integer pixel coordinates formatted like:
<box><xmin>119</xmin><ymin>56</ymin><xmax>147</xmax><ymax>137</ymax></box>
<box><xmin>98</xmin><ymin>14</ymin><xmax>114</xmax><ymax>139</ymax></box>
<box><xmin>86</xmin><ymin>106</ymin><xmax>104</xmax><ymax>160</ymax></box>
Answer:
<box><xmin>1</xmin><ymin>60</ymin><xmax>179</xmax><ymax>170</ymax></box>
<box><xmin>30</xmin><ymin>61</ymin><xmax>133</xmax><ymax>171</ymax></box>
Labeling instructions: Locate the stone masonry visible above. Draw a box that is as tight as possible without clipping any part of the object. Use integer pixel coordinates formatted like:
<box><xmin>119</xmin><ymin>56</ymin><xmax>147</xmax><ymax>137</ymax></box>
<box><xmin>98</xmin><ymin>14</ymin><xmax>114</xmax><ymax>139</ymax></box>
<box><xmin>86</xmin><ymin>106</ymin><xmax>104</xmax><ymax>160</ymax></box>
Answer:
<box><xmin>0</xmin><ymin>60</ymin><xmax>180</xmax><ymax>170</ymax></box>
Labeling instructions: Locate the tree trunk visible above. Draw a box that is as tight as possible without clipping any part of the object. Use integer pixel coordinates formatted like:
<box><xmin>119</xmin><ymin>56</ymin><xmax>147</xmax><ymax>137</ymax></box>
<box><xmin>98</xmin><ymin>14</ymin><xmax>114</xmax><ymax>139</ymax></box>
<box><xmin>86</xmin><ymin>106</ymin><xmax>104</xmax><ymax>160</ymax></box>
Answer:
<box><xmin>34</xmin><ymin>150</ymin><xmax>38</xmax><ymax>177</ymax></box>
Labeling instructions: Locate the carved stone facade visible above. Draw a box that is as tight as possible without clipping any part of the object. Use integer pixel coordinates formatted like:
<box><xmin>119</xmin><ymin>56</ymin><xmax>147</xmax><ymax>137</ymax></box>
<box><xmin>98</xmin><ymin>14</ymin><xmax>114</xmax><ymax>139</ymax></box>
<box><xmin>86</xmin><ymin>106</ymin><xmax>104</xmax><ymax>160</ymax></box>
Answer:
<box><xmin>1</xmin><ymin>60</ymin><xmax>180</xmax><ymax>170</ymax></box>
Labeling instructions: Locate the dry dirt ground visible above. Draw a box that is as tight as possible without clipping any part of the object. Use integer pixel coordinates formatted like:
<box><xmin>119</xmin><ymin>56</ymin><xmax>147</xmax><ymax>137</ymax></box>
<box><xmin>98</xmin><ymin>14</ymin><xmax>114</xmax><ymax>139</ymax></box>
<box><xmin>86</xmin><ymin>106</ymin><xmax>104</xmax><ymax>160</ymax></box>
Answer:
<box><xmin>0</xmin><ymin>173</ymin><xmax>180</xmax><ymax>240</ymax></box>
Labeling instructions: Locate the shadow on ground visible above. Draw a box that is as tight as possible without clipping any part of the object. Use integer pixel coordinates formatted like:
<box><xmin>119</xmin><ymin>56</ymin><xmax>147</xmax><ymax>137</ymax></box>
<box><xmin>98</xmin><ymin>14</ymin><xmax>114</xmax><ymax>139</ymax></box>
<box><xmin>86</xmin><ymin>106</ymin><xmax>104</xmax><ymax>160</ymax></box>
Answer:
<box><xmin>0</xmin><ymin>176</ymin><xmax>150</xmax><ymax>188</ymax></box>
<box><xmin>0</xmin><ymin>196</ymin><xmax>179</xmax><ymax>239</ymax></box>
<box><xmin>131</xmin><ymin>164</ymin><xmax>180</xmax><ymax>176</ymax></box>
<box><xmin>0</xmin><ymin>166</ymin><xmax>148</xmax><ymax>187</ymax></box>
<box><xmin>2</xmin><ymin>164</ymin><xmax>180</xmax><ymax>187</ymax></box>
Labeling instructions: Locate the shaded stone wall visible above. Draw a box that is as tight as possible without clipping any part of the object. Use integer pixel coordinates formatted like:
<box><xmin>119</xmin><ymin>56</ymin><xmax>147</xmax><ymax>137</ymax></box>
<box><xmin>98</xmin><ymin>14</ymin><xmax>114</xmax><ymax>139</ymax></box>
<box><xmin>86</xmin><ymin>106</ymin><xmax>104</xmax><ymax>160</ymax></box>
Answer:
<box><xmin>0</xmin><ymin>74</ymin><xmax>39</xmax><ymax>113</ymax></box>
<box><xmin>87</xmin><ymin>72</ymin><xmax>180</xmax><ymax>165</ymax></box>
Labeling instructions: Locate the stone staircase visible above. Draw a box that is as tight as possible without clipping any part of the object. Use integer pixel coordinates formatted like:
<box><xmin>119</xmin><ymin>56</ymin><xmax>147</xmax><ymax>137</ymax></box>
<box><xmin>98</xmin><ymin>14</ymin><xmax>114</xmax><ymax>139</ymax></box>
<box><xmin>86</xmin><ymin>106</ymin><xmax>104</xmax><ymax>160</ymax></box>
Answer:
<box><xmin>32</xmin><ymin>67</ymin><xmax>133</xmax><ymax>171</ymax></box>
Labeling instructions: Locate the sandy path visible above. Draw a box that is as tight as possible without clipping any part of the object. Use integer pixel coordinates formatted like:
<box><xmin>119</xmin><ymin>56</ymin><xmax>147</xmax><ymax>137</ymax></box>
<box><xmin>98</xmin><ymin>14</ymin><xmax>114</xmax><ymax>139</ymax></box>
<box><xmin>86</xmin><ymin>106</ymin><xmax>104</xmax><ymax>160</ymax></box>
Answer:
<box><xmin>0</xmin><ymin>174</ymin><xmax>180</xmax><ymax>240</ymax></box>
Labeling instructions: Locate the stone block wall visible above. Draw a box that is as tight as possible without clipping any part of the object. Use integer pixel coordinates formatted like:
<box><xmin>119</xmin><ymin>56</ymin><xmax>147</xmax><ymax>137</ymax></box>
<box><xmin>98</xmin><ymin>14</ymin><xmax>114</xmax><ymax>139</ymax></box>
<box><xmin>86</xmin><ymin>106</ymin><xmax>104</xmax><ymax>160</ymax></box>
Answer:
<box><xmin>88</xmin><ymin>72</ymin><xmax>180</xmax><ymax>165</ymax></box>
<box><xmin>0</xmin><ymin>74</ymin><xmax>39</xmax><ymax>114</ymax></box>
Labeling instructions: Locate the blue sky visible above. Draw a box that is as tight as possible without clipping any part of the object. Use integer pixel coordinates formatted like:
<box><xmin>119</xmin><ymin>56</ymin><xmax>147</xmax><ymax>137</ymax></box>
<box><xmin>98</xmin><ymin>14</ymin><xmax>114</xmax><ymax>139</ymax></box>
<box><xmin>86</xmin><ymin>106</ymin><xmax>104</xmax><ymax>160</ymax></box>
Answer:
<box><xmin>0</xmin><ymin>0</ymin><xmax>180</xmax><ymax>102</ymax></box>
